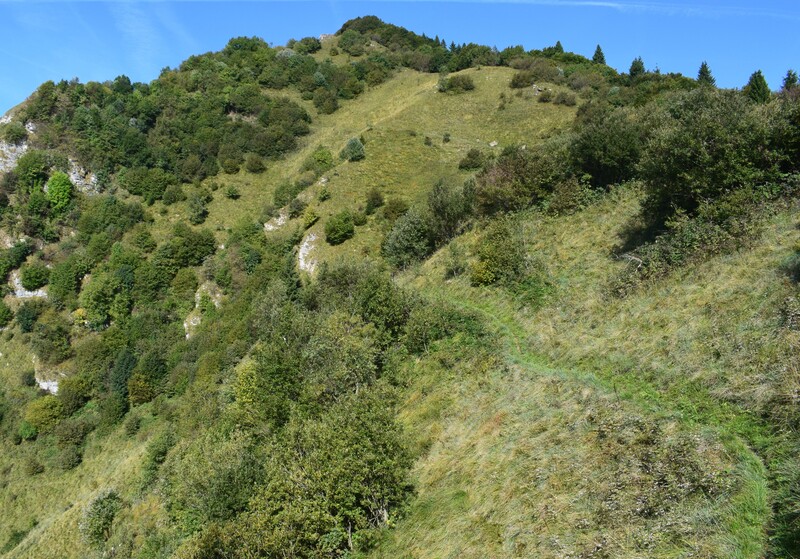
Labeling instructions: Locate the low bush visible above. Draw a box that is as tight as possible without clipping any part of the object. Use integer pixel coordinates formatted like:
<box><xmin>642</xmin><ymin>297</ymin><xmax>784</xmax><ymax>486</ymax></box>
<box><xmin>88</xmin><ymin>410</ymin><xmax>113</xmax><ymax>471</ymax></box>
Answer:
<box><xmin>339</xmin><ymin>138</ymin><xmax>365</xmax><ymax>162</ymax></box>
<box><xmin>325</xmin><ymin>211</ymin><xmax>355</xmax><ymax>245</ymax></box>
<box><xmin>20</xmin><ymin>262</ymin><xmax>50</xmax><ymax>291</ymax></box>
<box><xmin>80</xmin><ymin>490</ymin><xmax>122</xmax><ymax>547</ymax></box>
<box><xmin>458</xmin><ymin>148</ymin><xmax>485</xmax><ymax>171</ymax></box>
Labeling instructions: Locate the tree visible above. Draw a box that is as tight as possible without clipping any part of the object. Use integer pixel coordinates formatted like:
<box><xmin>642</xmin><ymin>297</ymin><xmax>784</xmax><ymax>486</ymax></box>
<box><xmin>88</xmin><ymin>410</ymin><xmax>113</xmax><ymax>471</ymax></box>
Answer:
<box><xmin>782</xmin><ymin>69</ymin><xmax>798</xmax><ymax>92</ymax></box>
<box><xmin>592</xmin><ymin>45</ymin><xmax>606</xmax><ymax>65</ymax></box>
<box><xmin>697</xmin><ymin>61</ymin><xmax>716</xmax><ymax>87</ymax></box>
<box><xmin>744</xmin><ymin>70</ymin><xmax>770</xmax><ymax>103</ymax></box>
<box><xmin>339</xmin><ymin>138</ymin><xmax>365</xmax><ymax>162</ymax></box>
<box><xmin>629</xmin><ymin>57</ymin><xmax>645</xmax><ymax>79</ymax></box>
<box><xmin>554</xmin><ymin>40</ymin><xmax>564</xmax><ymax>54</ymax></box>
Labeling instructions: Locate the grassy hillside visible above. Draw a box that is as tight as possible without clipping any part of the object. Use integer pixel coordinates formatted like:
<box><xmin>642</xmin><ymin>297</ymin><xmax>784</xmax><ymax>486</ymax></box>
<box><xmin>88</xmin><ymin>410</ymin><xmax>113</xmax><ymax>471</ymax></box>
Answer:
<box><xmin>1</xmin><ymin>16</ymin><xmax>799</xmax><ymax>559</ymax></box>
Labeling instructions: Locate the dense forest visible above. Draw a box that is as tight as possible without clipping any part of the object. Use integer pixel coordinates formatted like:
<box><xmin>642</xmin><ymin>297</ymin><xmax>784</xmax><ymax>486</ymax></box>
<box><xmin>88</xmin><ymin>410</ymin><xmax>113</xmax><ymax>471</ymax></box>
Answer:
<box><xmin>0</xmin><ymin>15</ymin><xmax>799</xmax><ymax>559</ymax></box>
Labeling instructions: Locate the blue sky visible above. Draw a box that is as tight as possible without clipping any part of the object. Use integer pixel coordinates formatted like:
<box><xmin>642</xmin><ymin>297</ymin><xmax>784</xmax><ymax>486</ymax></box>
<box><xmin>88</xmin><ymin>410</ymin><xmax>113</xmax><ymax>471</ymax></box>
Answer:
<box><xmin>1</xmin><ymin>1</ymin><xmax>798</xmax><ymax>114</ymax></box>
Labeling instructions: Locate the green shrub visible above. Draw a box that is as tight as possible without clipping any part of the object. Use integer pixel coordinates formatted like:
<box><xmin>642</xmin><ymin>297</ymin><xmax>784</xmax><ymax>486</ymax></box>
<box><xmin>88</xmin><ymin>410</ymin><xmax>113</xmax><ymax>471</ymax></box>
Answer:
<box><xmin>439</xmin><ymin>74</ymin><xmax>475</xmax><ymax>93</ymax></box>
<box><xmin>288</xmin><ymin>197</ymin><xmax>307</xmax><ymax>219</ymax></box>
<box><xmin>162</xmin><ymin>184</ymin><xmax>186</xmax><ymax>205</ymax></box>
<box><xmin>382</xmin><ymin>207</ymin><xmax>434</xmax><ymax>268</ymax></box>
<box><xmin>57</xmin><ymin>445</ymin><xmax>82</xmax><ymax>471</ymax></box>
<box><xmin>302</xmin><ymin>207</ymin><xmax>319</xmax><ymax>229</ymax></box>
<box><xmin>638</xmin><ymin>88</ymin><xmax>779</xmax><ymax>229</ymax></box>
<box><xmin>325</xmin><ymin>211</ymin><xmax>355</xmax><ymax>245</ymax></box>
<box><xmin>17</xmin><ymin>420</ymin><xmax>38</xmax><ymax>441</ymax></box>
<box><xmin>538</xmin><ymin>89</ymin><xmax>553</xmax><ymax>103</ymax></box>
<box><xmin>553</xmin><ymin>91</ymin><xmax>577</xmax><ymax>106</ymax></box>
<box><xmin>24</xmin><ymin>457</ymin><xmax>44</xmax><ymax>476</ymax></box>
<box><xmin>244</xmin><ymin>153</ymin><xmax>265</xmax><ymax>173</ymax></box>
<box><xmin>470</xmin><ymin>218</ymin><xmax>528</xmax><ymax>286</ymax></box>
<box><xmin>80</xmin><ymin>490</ymin><xmax>122</xmax><ymax>547</ymax></box>
<box><xmin>24</xmin><ymin>395</ymin><xmax>65</xmax><ymax>434</ymax></box>
<box><xmin>1</xmin><ymin>122</ymin><xmax>27</xmax><ymax>145</ymax></box>
<box><xmin>339</xmin><ymin>138</ymin><xmax>365</xmax><ymax>162</ymax></box>
<box><xmin>141</xmin><ymin>430</ymin><xmax>175</xmax><ymax>489</ymax></box>
<box><xmin>382</xmin><ymin>197</ymin><xmax>409</xmax><ymax>222</ymax></box>
<box><xmin>352</xmin><ymin>211</ymin><xmax>368</xmax><ymax>226</ymax></box>
<box><xmin>301</xmin><ymin>146</ymin><xmax>334</xmax><ymax>176</ymax></box>
<box><xmin>0</xmin><ymin>300</ymin><xmax>12</xmax><ymax>328</ymax></box>
<box><xmin>365</xmin><ymin>188</ymin><xmax>384</xmax><ymax>215</ymax></box>
<box><xmin>318</xmin><ymin>188</ymin><xmax>331</xmax><ymax>202</ymax></box>
<box><xmin>45</xmin><ymin>171</ymin><xmax>74</xmax><ymax>215</ymax></box>
<box><xmin>458</xmin><ymin>148</ymin><xmax>485</xmax><ymax>170</ymax></box>
<box><xmin>20</xmin><ymin>262</ymin><xmax>50</xmax><ymax>290</ymax></box>
<box><xmin>188</xmin><ymin>192</ymin><xmax>209</xmax><ymax>225</ymax></box>
<box><xmin>224</xmin><ymin>185</ymin><xmax>241</xmax><ymax>200</ymax></box>
<box><xmin>16</xmin><ymin>300</ymin><xmax>45</xmax><ymax>332</ymax></box>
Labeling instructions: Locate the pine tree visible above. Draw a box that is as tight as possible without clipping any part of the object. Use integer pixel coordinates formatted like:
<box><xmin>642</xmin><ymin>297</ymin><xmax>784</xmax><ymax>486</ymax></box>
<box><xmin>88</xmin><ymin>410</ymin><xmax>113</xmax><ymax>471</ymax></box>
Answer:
<box><xmin>697</xmin><ymin>61</ymin><xmax>716</xmax><ymax>86</ymax></box>
<box><xmin>629</xmin><ymin>57</ymin><xmax>645</xmax><ymax>79</ymax></box>
<box><xmin>744</xmin><ymin>70</ymin><xmax>770</xmax><ymax>103</ymax></box>
<box><xmin>782</xmin><ymin>69</ymin><xmax>799</xmax><ymax>91</ymax></box>
<box><xmin>554</xmin><ymin>40</ymin><xmax>564</xmax><ymax>54</ymax></box>
<box><xmin>592</xmin><ymin>45</ymin><xmax>606</xmax><ymax>65</ymax></box>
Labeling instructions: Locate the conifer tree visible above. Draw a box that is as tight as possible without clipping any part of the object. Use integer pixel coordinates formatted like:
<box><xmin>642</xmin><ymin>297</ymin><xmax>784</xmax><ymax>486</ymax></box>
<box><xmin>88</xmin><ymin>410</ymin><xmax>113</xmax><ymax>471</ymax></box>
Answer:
<box><xmin>629</xmin><ymin>57</ymin><xmax>645</xmax><ymax>79</ymax></box>
<box><xmin>554</xmin><ymin>40</ymin><xmax>564</xmax><ymax>53</ymax></box>
<box><xmin>744</xmin><ymin>70</ymin><xmax>770</xmax><ymax>103</ymax></box>
<box><xmin>697</xmin><ymin>61</ymin><xmax>716</xmax><ymax>86</ymax></box>
<box><xmin>782</xmin><ymin>69</ymin><xmax>799</xmax><ymax>91</ymax></box>
<box><xmin>592</xmin><ymin>45</ymin><xmax>606</xmax><ymax>65</ymax></box>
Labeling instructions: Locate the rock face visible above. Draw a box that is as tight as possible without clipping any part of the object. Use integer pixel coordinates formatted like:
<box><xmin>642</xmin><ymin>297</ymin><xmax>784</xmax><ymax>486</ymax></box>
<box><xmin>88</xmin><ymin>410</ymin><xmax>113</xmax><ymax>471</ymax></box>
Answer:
<box><xmin>0</xmin><ymin>115</ymin><xmax>100</xmax><ymax>193</ymax></box>
<box><xmin>298</xmin><ymin>233</ymin><xmax>318</xmax><ymax>274</ymax></box>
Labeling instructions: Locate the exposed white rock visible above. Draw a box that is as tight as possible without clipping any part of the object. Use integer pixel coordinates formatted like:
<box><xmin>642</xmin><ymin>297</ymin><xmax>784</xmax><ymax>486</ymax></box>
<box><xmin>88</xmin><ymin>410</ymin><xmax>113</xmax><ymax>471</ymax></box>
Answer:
<box><xmin>0</xmin><ymin>139</ymin><xmax>29</xmax><ymax>173</ymax></box>
<box><xmin>264</xmin><ymin>210</ymin><xmax>288</xmax><ymax>232</ymax></box>
<box><xmin>298</xmin><ymin>233</ymin><xmax>317</xmax><ymax>274</ymax></box>
<box><xmin>183</xmin><ymin>282</ymin><xmax>224</xmax><ymax>339</ymax></box>
<box><xmin>37</xmin><ymin>379</ymin><xmax>59</xmax><ymax>394</ymax></box>
<box><xmin>10</xmin><ymin>270</ymin><xmax>47</xmax><ymax>299</ymax></box>
<box><xmin>68</xmin><ymin>158</ymin><xmax>100</xmax><ymax>194</ymax></box>
<box><xmin>0</xmin><ymin>115</ymin><xmax>10</xmax><ymax>125</ymax></box>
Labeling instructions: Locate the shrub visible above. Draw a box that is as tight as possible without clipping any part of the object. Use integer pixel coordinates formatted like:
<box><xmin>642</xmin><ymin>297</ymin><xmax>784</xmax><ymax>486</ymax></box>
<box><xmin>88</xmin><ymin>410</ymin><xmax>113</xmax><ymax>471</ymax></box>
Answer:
<box><xmin>288</xmin><ymin>197</ymin><xmax>307</xmax><ymax>219</ymax></box>
<box><xmin>188</xmin><ymin>192</ymin><xmax>208</xmax><ymax>225</ymax></box>
<box><xmin>301</xmin><ymin>146</ymin><xmax>334</xmax><ymax>176</ymax></box>
<box><xmin>302</xmin><ymin>207</ymin><xmax>319</xmax><ymax>229</ymax></box>
<box><xmin>382</xmin><ymin>207</ymin><xmax>434</xmax><ymax>268</ymax></box>
<box><xmin>18</xmin><ymin>420</ymin><xmax>38</xmax><ymax>441</ymax></box>
<box><xmin>244</xmin><ymin>153</ymin><xmax>265</xmax><ymax>173</ymax></box>
<box><xmin>439</xmin><ymin>74</ymin><xmax>475</xmax><ymax>93</ymax></box>
<box><xmin>470</xmin><ymin>218</ymin><xmax>528</xmax><ymax>286</ymax></box>
<box><xmin>638</xmin><ymin>88</ymin><xmax>779</xmax><ymax>229</ymax></box>
<box><xmin>318</xmin><ymin>188</ymin><xmax>331</xmax><ymax>202</ymax></box>
<box><xmin>24</xmin><ymin>457</ymin><xmax>44</xmax><ymax>476</ymax></box>
<box><xmin>0</xmin><ymin>300</ymin><xmax>12</xmax><ymax>328</ymax></box>
<box><xmin>1</xmin><ymin>122</ymin><xmax>27</xmax><ymax>145</ymax></box>
<box><xmin>57</xmin><ymin>445</ymin><xmax>82</xmax><ymax>471</ymax></box>
<box><xmin>352</xmin><ymin>211</ymin><xmax>368</xmax><ymax>226</ymax></box>
<box><xmin>20</xmin><ymin>369</ymin><xmax>36</xmax><ymax>387</ymax></box>
<box><xmin>24</xmin><ymin>395</ymin><xmax>65</xmax><ymax>434</ymax></box>
<box><xmin>325</xmin><ymin>211</ymin><xmax>355</xmax><ymax>245</ymax></box>
<box><xmin>16</xmin><ymin>300</ymin><xmax>44</xmax><ymax>332</ymax></box>
<box><xmin>45</xmin><ymin>172</ymin><xmax>74</xmax><ymax>215</ymax></box>
<box><xmin>80</xmin><ymin>490</ymin><xmax>122</xmax><ymax>547</ymax></box>
<box><xmin>365</xmin><ymin>188</ymin><xmax>384</xmax><ymax>215</ymax></box>
<box><xmin>339</xmin><ymin>138</ymin><xmax>365</xmax><ymax>162</ymax></box>
<box><xmin>162</xmin><ymin>184</ymin><xmax>186</xmax><ymax>205</ymax></box>
<box><xmin>458</xmin><ymin>148</ymin><xmax>485</xmax><ymax>170</ymax></box>
<box><xmin>20</xmin><ymin>262</ymin><xmax>50</xmax><ymax>291</ymax></box>
<box><xmin>382</xmin><ymin>197</ymin><xmax>409</xmax><ymax>222</ymax></box>
<box><xmin>443</xmin><ymin>132</ymin><xmax>451</xmax><ymax>143</ymax></box>
<box><xmin>224</xmin><ymin>185</ymin><xmax>241</xmax><ymax>200</ymax></box>
<box><xmin>538</xmin><ymin>89</ymin><xmax>553</xmax><ymax>103</ymax></box>
<box><xmin>553</xmin><ymin>91</ymin><xmax>577</xmax><ymax>106</ymax></box>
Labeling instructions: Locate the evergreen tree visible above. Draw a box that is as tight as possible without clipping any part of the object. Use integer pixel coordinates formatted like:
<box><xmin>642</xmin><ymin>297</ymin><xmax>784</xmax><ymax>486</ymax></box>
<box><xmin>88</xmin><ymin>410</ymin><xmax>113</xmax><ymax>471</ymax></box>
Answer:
<box><xmin>554</xmin><ymin>40</ymin><xmax>564</xmax><ymax>54</ymax></box>
<box><xmin>629</xmin><ymin>57</ymin><xmax>645</xmax><ymax>79</ymax></box>
<box><xmin>592</xmin><ymin>45</ymin><xmax>606</xmax><ymax>65</ymax></box>
<box><xmin>782</xmin><ymin>69</ymin><xmax>799</xmax><ymax>91</ymax></box>
<box><xmin>697</xmin><ymin>61</ymin><xmax>716</xmax><ymax>86</ymax></box>
<box><xmin>744</xmin><ymin>70</ymin><xmax>770</xmax><ymax>103</ymax></box>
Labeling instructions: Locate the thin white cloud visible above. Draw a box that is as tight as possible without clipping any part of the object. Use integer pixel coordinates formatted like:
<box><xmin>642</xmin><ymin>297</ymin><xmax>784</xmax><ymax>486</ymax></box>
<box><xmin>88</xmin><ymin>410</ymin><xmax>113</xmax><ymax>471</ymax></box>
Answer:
<box><xmin>110</xmin><ymin>1</ymin><xmax>162</xmax><ymax>77</ymax></box>
<box><xmin>1</xmin><ymin>0</ymin><xmax>798</xmax><ymax>21</ymax></box>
